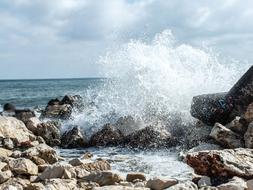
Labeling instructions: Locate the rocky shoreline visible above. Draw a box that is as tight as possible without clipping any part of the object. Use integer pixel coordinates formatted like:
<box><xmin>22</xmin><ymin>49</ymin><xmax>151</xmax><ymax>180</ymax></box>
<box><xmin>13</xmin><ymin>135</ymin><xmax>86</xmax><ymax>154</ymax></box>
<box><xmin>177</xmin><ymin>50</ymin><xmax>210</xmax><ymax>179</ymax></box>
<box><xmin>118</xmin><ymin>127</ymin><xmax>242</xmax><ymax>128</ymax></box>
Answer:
<box><xmin>1</xmin><ymin>95</ymin><xmax>253</xmax><ymax>189</ymax></box>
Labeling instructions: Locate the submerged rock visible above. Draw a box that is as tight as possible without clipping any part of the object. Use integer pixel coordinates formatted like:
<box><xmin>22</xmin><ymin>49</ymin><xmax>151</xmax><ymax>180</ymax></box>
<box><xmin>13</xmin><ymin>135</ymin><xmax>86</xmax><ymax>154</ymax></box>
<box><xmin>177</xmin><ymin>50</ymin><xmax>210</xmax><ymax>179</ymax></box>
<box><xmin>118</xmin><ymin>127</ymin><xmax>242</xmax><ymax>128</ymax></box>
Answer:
<box><xmin>210</xmin><ymin>123</ymin><xmax>244</xmax><ymax>148</ymax></box>
<box><xmin>61</xmin><ymin>126</ymin><xmax>87</xmax><ymax>148</ymax></box>
<box><xmin>186</xmin><ymin>148</ymin><xmax>253</xmax><ymax>179</ymax></box>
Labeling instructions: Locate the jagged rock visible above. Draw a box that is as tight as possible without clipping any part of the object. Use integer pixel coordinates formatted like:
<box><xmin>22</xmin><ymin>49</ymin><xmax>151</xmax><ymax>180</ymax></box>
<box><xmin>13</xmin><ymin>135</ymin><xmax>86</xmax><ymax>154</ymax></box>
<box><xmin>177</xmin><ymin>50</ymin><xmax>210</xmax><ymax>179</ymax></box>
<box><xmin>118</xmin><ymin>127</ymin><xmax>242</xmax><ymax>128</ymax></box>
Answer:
<box><xmin>0</xmin><ymin>148</ymin><xmax>13</xmax><ymax>157</ymax></box>
<box><xmin>0</xmin><ymin>162</ymin><xmax>8</xmax><ymax>171</ymax></box>
<box><xmin>124</xmin><ymin>126</ymin><xmax>176</xmax><ymax>148</ymax></box>
<box><xmin>186</xmin><ymin>148</ymin><xmax>253</xmax><ymax>179</ymax></box>
<box><xmin>0</xmin><ymin>116</ymin><xmax>36</xmax><ymax>145</ymax></box>
<box><xmin>243</xmin><ymin>103</ymin><xmax>253</xmax><ymax>124</ymax></box>
<box><xmin>217</xmin><ymin>176</ymin><xmax>247</xmax><ymax>190</ymax></box>
<box><xmin>41</xmin><ymin>104</ymin><xmax>72</xmax><ymax>120</ymax></box>
<box><xmin>22</xmin><ymin>144</ymin><xmax>60</xmax><ymax>164</ymax></box>
<box><xmin>93</xmin><ymin>186</ymin><xmax>149</xmax><ymax>190</ymax></box>
<box><xmin>15</xmin><ymin>109</ymin><xmax>35</xmax><ymax>124</ymax></box>
<box><xmin>210</xmin><ymin>123</ymin><xmax>244</xmax><ymax>148</ymax></box>
<box><xmin>61</xmin><ymin>95</ymin><xmax>84</xmax><ymax>110</ymax></box>
<box><xmin>169</xmin><ymin>181</ymin><xmax>198</xmax><ymax>190</ymax></box>
<box><xmin>126</xmin><ymin>173</ymin><xmax>146</xmax><ymax>183</ymax></box>
<box><xmin>226</xmin><ymin>116</ymin><xmax>248</xmax><ymax>134</ymax></box>
<box><xmin>75</xmin><ymin>159</ymin><xmax>111</xmax><ymax>176</ymax></box>
<box><xmin>198</xmin><ymin>176</ymin><xmax>211</xmax><ymax>188</ymax></box>
<box><xmin>69</xmin><ymin>158</ymin><xmax>84</xmax><ymax>166</ymax></box>
<box><xmin>9</xmin><ymin>158</ymin><xmax>38</xmax><ymax>176</ymax></box>
<box><xmin>0</xmin><ymin>177</ymin><xmax>30</xmax><ymax>189</ymax></box>
<box><xmin>82</xmin><ymin>171</ymin><xmax>123</xmax><ymax>186</ymax></box>
<box><xmin>3</xmin><ymin>138</ymin><xmax>14</xmax><ymax>150</ymax></box>
<box><xmin>26</xmin><ymin>117</ymin><xmax>41</xmax><ymax>134</ymax></box>
<box><xmin>0</xmin><ymin>170</ymin><xmax>12</xmax><ymax>184</ymax></box>
<box><xmin>37</xmin><ymin>163</ymin><xmax>76</xmax><ymax>181</ymax></box>
<box><xmin>44</xmin><ymin>179</ymin><xmax>77</xmax><ymax>190</ymax></box>
<box><xmin>25</xmin><ymin>182</ymin><xmax>45</xmax><ymax>190</ymax></box>
<box><xmin>146</xmin><ymin>178</ymin><xmax>178</xmax><ymax>190</ymax></box>
<box><xmin>89</xmin><ymin>124</ymin><xmax>124</xmax><ymax>146</ymax></box>
<box><xmin>244</xmin><ymin>121</ymin><xmax>253</xmax><ymax>148</ymax></box>
<box><xmin>38</xmin><ymin>164</ymin><xmax>49</xmax><ymax>173</ymax></box>
<box><xmin>115</xmin><ymin>116</ymin><xmax>144</xmax><ymax>136</ymax></box>
<box><xmin>78</xmin><ymin>181</ymin><xmax>99</xmax><ymax>189</ymax></box>
<box><xmin>61</xmin><ymin>126</ymin><xmax>87</xmax><ymax>148</ymax></box>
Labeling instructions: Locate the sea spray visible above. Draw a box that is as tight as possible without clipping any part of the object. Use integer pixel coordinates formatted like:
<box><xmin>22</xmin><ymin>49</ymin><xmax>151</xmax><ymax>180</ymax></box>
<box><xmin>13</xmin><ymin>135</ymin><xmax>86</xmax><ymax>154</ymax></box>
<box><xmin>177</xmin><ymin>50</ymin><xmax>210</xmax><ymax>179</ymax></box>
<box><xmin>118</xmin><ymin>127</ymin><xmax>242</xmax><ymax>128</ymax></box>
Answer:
<box><xmin>67</xmin><ymin>30</ymin><xmax>250</xmax><ymax>134</ymax></box>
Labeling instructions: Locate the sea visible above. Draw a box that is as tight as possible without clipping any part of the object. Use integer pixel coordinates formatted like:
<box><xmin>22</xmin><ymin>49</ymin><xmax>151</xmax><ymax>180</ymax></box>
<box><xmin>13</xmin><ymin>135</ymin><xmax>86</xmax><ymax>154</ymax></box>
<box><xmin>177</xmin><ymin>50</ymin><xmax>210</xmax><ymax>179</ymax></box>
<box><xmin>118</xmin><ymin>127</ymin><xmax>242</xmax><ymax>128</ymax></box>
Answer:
<box><xmin>0</xmin><ymin>30</ymin><xmax>250</xmax><ymax>180</ymax></box>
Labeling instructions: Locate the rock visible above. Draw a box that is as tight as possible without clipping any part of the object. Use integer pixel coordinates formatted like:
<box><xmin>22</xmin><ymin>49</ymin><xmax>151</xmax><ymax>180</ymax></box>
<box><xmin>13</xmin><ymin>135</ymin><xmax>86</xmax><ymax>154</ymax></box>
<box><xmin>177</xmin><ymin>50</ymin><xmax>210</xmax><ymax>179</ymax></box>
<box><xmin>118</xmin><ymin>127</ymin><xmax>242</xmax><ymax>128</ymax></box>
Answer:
<box><xmin>38</xmin><ymin>164</ymin><xmax>49</xmax><ymax>173</ymax></box>
<box><xmin>217</xmin><ymin>176</ymin><xmax>247</xmax><ymax>190</ymax></box>
<box><xmin>198</xmin><ymin>176</ymin><xmax>212</xmax><ymax>188</ymax></box>
<box><xmin>243</xmin><ymin>103</ymin><xmax>253</xmax><ymax>124</ymax></box>
<box><xmin>25</xmin><ymin>117</ymin><xmax>41</xmax><ymax>134</ymax></box>
<box><xmin>82</xmin><ymin>171</ymin><xmax>123</xmax><ymax>186</ymax></box>
<box><xmin>41</xmin><ymin>104</ymin><xmax>72</xmax><ymax>120</ymax></box>
<box><xmin>210</xmin><ymin>123</ymin><xmax>244</xmax><ymax>148</ymax></box>
<box><xmin>3</xmin><ymin>138</ymin><xmax>14</xmax><ymax>150</ymax></box>
<box><xmin>9</xmin><ymin>158</ymin><xmax>38</xmax><ymax>176</ymax></box>
<box><xmin>199</xmin><ymin>187</ymin><xmax>218</xmax><ymax>190</ymax></box>
<box><xmin>11</xmin><ymin>151</ymin><xmax>22</xmax><ymax>159</ymax></box>
<box><xmin>124</xmin><ymin>126</ymin><xmax>176</xmax><ymax>148</ymax></box>
<box><xmin>169</xmin><ymin>181</ymin><xmax>198</xmax><ymax>190</ymax></box>
<box><xmin>146</xmin><ymin>178</ymin><xmax>178</xmax><ymax>190</ymax></box>
<box><xmin>0</xmin><ymin>148</ymin><xmax>13</xmax><ymax>157</ymax></box>
<box><xmin>75</xmin><ymin>159</ymin><xmax>111</xmax><ymax>173</ymax></box>
<box><xmin>115</xmin><ymin>116</ymin><xmax>144</xmax><ymax>136</ymax></box>
<box><xmin>244</xmin><ymin>121</ymin><xmax>253</xmax><ymax>148</ymax></box>
<box><xmin>89</xmin><ymin>124</ymin><xmax>124</xmax><ymax>146</ymax></box>
<box><xmin>37</xmin><ymin>163</ymin><xmax>76</xmax><ymax>181</ymax></box>
<box><xmin>3</xmin><ymin>104</ymin><xmax>16</xmax><ymax>112</ymax></box>
<box><xmin>25</xmin><ymin>182</ymin><xmax>45</xmax><ymax>190</ymax></box>
<box><xmin>15</xmin><ymin>109</ymin><xmax>35</xmax><ymax>124</ymax></box>
<box><xmin>247</xmin><ymin>179</ymin><xmax>253</xmax><ymax>190</ymax></box>
<box><xmin>22</xmin><ymin>144</ymin><xmax>59</xmax><ymax>164</ymax></box>
<box><xmin>0</xmin><ymin>116</ymin><xmax>36</xmax><ymax>144</ymax></box>
<box><xmin>93</xmin><ymin>186</ymin><xmax>149</xmax><ymax>190</ymax></box>
<box><xmin>186</xmin><ymin>148</ymin><xmax>253</xmax><ymax>179</ymax></box>
<box><xmin>0</xmin><ymin>177</ymin><xmax>30</xmax><ymax>190</ymax></box>
<box><xmin>69</xmin><ymin>158</ymin><xmax>84</xmax><ymax>166</ymax></box>
<box><xmin>61</xmin><ymin>95</ymin><xmax>84</xmax><ymax>110</ymax></box>
<box><xmin>0</xmin><ymin>170</ymin><xmax>12</xmax><ymax>184</ymax></box>
<box><xmin>61</xmin><ymin>126</ymin><xmax>87</xmax><ymax>148</ymax></box>
<box><xmin>126</xmin><ymin>173</ymin><xmax>146</xmax><ymax>183</ymax></box>
<box><xmin>0</xmin><ymin>162</ymin><xmax>8</xmax><ymax>171</ymax></box>
<box><xmin>226</xmin><ymin>116</ymin><xmax>248</xmax><ymax>134</ymax></box>
<box><xmin>44</xmin><ymin>179</ymin><xmax>77</xmax><ymax>190</ymax></box>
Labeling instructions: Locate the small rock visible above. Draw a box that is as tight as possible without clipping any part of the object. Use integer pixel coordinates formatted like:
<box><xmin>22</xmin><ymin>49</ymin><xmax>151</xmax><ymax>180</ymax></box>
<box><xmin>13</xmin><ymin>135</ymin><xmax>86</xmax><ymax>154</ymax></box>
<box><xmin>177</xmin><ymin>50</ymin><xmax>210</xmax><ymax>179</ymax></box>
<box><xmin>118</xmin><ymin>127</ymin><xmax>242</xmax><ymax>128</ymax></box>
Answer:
<box><xmin>61</xmin><ymin>126</ymin><xmax>87</xmax><ymax>148</ymax></box>
<box><xmin>82</xmin><ymin>171</ymin><xmax>123</xmax><ymax>186</ymax></box>
<box><xmin>11</xmin><ymin>151</ymin><xmax>22</xmax><ymax>158</ymax></box>
<box><xmin>69</xmin><ymin>158</ymin><xmax>84</xmax><ymax>166</ymax></box>
<box><xmin>9</xmin><ymin>158</ymin><xmax>38</xmax><ymax>176</ymax></box>
<box><xmin>126</xmin><ymin>173</ymin><xmax>146</xmax><ymax>183</ymax></box>
<box><xmin>146</xmin><ymin>178</ymin><xmax>178</xmax><ymax>190</ymax></box>
<box><xmin>210</xmin><ymin>123</ymin><xmax>244</xmax><ymax>148</ymax></box>
<box><xmin>93</xmin><ymin>186</ymin><xmax>149</xmax><ymax>190</ymax></box>
<box><xmin>25</xmin><ymin>182</ymin><xmax>45</xmax><ymax>190</ymax></box>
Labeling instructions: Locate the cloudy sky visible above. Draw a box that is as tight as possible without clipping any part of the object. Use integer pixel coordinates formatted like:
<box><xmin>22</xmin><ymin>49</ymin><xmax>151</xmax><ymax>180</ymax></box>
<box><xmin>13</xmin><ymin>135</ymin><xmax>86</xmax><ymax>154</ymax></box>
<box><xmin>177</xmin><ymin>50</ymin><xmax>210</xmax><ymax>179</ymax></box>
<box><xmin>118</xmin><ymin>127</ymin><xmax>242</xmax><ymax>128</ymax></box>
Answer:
<box><xmin>0</xmin><ymin>0</ymin><xmax>252</xmax><ymax>79</ymax></box>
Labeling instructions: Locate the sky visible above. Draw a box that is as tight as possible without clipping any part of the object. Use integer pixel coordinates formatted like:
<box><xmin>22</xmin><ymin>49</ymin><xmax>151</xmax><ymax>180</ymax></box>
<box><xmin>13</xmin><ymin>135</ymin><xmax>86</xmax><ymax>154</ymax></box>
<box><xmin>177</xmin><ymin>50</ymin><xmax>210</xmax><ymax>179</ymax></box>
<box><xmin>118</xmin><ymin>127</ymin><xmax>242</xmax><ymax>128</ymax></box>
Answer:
<box><xmin>0</xmin><ymin>0</ymin><xmax>253</xmax><ymax>79</ymax></box>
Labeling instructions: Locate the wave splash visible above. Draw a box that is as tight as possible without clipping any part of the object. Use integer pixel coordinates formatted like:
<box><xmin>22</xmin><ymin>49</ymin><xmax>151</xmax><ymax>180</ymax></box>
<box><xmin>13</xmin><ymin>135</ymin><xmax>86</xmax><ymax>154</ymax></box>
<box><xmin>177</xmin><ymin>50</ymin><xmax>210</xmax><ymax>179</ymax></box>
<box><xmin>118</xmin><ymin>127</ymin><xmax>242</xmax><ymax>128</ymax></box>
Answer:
<box><xmin>70</xmin><ymin>30</ymin><xmax>249</xmax><ymax>132</ymax></box>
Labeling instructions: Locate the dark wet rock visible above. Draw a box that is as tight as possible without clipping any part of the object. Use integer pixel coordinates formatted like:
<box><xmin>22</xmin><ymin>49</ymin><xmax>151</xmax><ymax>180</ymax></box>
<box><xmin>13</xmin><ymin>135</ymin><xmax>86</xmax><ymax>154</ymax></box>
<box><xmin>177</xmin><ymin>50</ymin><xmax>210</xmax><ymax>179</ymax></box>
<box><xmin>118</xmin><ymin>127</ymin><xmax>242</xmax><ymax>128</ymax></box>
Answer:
<box><xmin>3</xmin><ymin>103</ymin><xmax>15</xmax><ymax>112</ymax></box>
<box><xmin>61</xmin><ymin>95</ymin><xmax>84</xmax><ymax>110</ymax></box>
<box><xmin>15</xmin><ymin>109</ymin><xmax>36</xmax><ymax>124</ymax></box>
<box><xmin>126</xmin><ymin>173</ymin><xmax>146</xmax><ymax>183</ymax></box>
<box><xmin>61</xmin><ymin>126</ymin><xmax>87</xmax><ymax>148</ymax></box>
<box><xmin>48</xmin><ymin>98</ymin><xmax>61</xmax><ymax>106</ymax></box>
<box><xmin>226</xmin><ymin>116</ymin><xmax>248</xmax><ymax>134</ymax></box>
<box><xmin>41</xmin><ymin>104</ymin><xmax>72</xmax><ymax>120</ymax></box>
<box><xmin>89</xmin><ymin>124</ymin><xmax>124</xmax><ymax>147</ymax></box>
<box><xmin>210</xmin><ymin>123</ymin><xmax>244</xmax><ymax>148</ymax></box>
<box><xmin>115</xmin><ymin>116</ymin><xmax>144</xmax><ymax>136</ymax></box>
<box><xmin>186</xmin><ymin>148</ymin><xmax>253</xmax><ymax>179</ymax></box>
<box><xmin>124</xmin><ymin>126</ymin><xmax>177</xmax><ymax>149</ymax></box>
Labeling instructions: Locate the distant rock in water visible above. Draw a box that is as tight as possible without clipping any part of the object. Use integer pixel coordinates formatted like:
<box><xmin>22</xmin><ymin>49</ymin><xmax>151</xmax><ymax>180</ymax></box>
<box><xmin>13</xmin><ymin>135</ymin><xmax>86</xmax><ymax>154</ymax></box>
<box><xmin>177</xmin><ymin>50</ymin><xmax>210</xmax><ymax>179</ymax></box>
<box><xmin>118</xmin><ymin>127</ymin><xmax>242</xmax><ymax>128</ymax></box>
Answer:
<box><xmin>61</xmin><ymin>126</ymin><xmax>87</xmax><ymax>148</ymax></box>
<box><xmin>3</xmin><ymin>103</ymin><xmax>15</xmax><ymax>112</ymax></box>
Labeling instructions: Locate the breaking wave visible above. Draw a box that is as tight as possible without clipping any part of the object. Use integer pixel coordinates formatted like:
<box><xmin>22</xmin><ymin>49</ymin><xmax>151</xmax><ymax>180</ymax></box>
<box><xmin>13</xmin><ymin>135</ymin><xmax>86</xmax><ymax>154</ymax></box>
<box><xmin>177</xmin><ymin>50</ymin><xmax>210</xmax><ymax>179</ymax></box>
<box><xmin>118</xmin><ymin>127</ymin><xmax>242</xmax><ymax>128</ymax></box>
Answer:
<box><xmin>68</xmin><ymin>30</ymin><xmax>250</xmax><ymax>132</ymax></box>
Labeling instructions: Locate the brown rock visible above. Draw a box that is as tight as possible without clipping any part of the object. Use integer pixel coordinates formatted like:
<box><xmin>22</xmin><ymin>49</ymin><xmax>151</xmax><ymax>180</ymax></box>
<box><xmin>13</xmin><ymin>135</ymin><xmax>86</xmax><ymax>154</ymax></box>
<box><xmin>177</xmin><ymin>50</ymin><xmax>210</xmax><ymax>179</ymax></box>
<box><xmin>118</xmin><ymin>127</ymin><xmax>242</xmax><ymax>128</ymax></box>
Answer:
<box><xmin>126</xmin><ymin>173</ymin><xmax>146</xmax><ymax>183</ymax></box>
<box><xmin>93</xmin><ymin>186</ymin><xmax>149</xmax><ymax>190</ymax></box>
<box><xmin>75</xmin><ymin>159</ymin><xmax>111</xmax><ymax>173</ymax></box>
<box><xmin>186</xmin><ymin>148</ymin><xmax>253</xmax><ymax>179</ymax></box>
<box><xmin>146</xmin><ymin>178</ymin><xmax>178</xmax><ymax>190</ymax></box>
<box><xmin>226</xmin><ymin>116</ymin><xmax>248</xmax><ymax>134</ymax></box>
<box><xmin>15</xmin><ymin>109</ymin><xmax>35</xmax><ymax>124</ymax></box>
<box><xmin>210</xmin><ymin>123</ymin><xmax>244</xmax><ymax>148</ymax></box>
<box><xmin>244</xmin><ymin>121</ymin><xmax>253</xmax><ymax>148</ymax></box>
<box><xmin>243</xmin><ymin>103</ymin><xmax>253</xmax><ymax>124</ymax></box>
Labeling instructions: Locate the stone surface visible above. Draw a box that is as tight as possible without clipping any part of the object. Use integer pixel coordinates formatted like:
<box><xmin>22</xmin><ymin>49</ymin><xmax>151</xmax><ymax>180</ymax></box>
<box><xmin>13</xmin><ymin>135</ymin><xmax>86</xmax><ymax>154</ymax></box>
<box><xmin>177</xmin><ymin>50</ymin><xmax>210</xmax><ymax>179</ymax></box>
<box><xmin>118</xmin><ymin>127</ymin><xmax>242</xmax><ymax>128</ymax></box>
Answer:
<box><xmin>0</xmin><ymin>148</ymin><xmax>13</xmax><ymax>157</ymax></box>
<box><xmin>75</xmin><ymin>159</ymin><xmax>111</xmax><ymax>175</ymax></box>
<box><xmin>226</xmin><ymin>116</ymin><xmax>248</xmax><ymax>134</ymax></box>
<box><xmin>9</xmin><ymin>158</ymin><xmax>38</xmax><ymax>176</ymax></box>
<box><xmin>243</xmin><ymin>103</ymin><xmax>253</xmax><ymax>124</ymax></box>
<box><xmin>126</xmin><ymin>173</ymin><xmax>146</xmax><ymax>183</ymax></box>
<box><xmin>0</xmin><ymin>170</ymin><xmax>12</xmax><ymax>184</ymax></box>
<box><xmin>41</xmin><ymin>104</ymin><xmax>72</xmax><ymax>120</ymax></box>
<box><xmin>89</xmin><ymin>124</ymin><xmax>124</xmax><ymax>146</ymax></box>
<box><xmin>37</xmin><ymin>163</ymin><xmax>76</xmax><ymax>181</ymax></box>
<box><xmin>146</xmin><ymin>178</ymin><xmax>178</xmax><ymax>190</ymax></box>
<box><xmin>169</xmin><ymin>181</ymin><xmax>198</xmax><ymax>190</ymax></box>
<box><xmin>82</xmin><ymin>171</ymin><xmax>123</xmax><ymax>186</ymax></box>
<box><xmin>3</xmin><ymin>138</ymin><xmax>14</xmax><ymax>150</ymax></box>
<box><xmin>247</xmin><ymin>179</ymin><xmax>253</xmax><ymax>190</ymax></box>
<box><xmin>93</xmin><ymin>186</ymin><xmax>149</xmax><ymax>190</ymax></box>
<box><xmin>198</xmin><ymin>176</ymin><xmax>212</xmax><ymax>188</ymax></box>
<box><xmin>210</xmin><ymin>123</ymin><xmax>244</xmax><ymax>148</ymax></box>
<box><xmin>186</xmin><ymin>148</ymin><xmax>253</xmax><ymax>179</ymax></box>
<box><xmin>15</xmin><ymin>109</ymin><xmax>35</xmax><ymax>124</ymax></box>
<box><xmin>44</xmin><ymin>179</ymin><xmax>77</xmax><ymax>190</ymax></box>
<box><xmin>22</xmin><ymin>144</ymin><xmax>59</xmax><ymax>164</ymax></box>
<box><xmin>0</xmin><ymin>116</ymin><xmax>35</xmax><ymax>144</ymax></box>
<box><xmin>0</xmin><ymin>177</ymin><xmax>30</xmax><ymax>190</ymax></box>
<box><xmin>217</xmin><ymin>176</ymin><xmax>247</xmax><ymax>190</ymax></box>
<box><xmin>61</xmin><ymin>126</ymin><xmax>87</xmax><ymax>148</ymax></box>
<box><xmin>244</xmin><ymin>121</ymin><xmax>253</xmax><ymax>148</ymax></box>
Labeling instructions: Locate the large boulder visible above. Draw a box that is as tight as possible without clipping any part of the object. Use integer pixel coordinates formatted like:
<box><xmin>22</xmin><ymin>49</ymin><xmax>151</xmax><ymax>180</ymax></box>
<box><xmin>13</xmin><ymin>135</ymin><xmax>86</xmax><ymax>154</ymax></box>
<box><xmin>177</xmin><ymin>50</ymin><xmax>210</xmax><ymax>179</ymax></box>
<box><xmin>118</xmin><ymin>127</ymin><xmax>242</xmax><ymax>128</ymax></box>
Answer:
<box><xmin>124</xmin><ymin>126</ymin><xmax>177</xmax><ymax>149</ymax></box>
<box><xmin>89</xmin><ymin>124</ymin><xmax>124</xmax><ymax>147</ymax></box>
<box><xmin>0</xmin><ymin>116</ymin><xmax>36</xmax><ymax>145</ymax></box>
<box><xmin>9</xmin><ymin>158</ymin><xmax>38</xmax><ymax>176</ymax></box>
<box><xmin>22</xmin><ymin>144</ymin><xmax>60</xmax><ymax>164</ymax></box>
<box><xmin>186</xmin><ymin>148</ymin><xmax>253</xmax><ymax>179</ymax></box>
<box><xmin>209</xmin><ymin>123</ymin><xmax>244</xmax><ymax>148</ymax></box>
<box><xmin>61</xmin><ymin>126</ymin><xmax>87</xmax><ymax>148</ymax></box>
<box><xmin>115</xmin><ymin>116</ymin><xmax>144</xmax><ymax>136</ymax></box>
